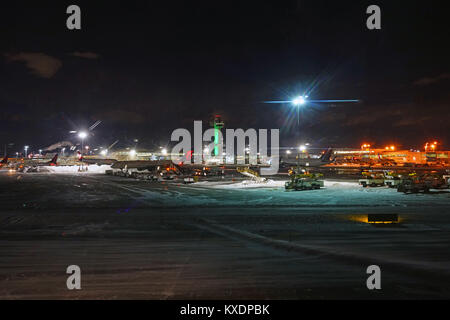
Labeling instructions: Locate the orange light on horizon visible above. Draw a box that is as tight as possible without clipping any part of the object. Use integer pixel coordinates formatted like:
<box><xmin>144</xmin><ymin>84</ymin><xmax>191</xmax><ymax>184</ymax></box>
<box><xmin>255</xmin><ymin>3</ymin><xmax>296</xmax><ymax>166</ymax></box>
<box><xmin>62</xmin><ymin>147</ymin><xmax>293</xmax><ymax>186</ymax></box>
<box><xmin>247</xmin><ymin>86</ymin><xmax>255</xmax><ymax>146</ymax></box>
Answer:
<box><xmin>425</xmin><ymin>141</ymin><xmax>438</xmax><ymax>151</ymax></box>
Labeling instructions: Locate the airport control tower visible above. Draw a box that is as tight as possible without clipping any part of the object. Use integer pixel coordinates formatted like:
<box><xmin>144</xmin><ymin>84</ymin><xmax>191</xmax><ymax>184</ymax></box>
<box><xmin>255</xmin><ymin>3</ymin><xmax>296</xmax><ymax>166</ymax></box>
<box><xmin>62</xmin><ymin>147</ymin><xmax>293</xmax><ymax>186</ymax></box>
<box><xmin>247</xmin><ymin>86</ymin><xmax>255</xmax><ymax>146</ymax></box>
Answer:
<box><xmin>211</xmin><ymin>115</ymin><xmax>224</xmax><ymax>157</ymax></box>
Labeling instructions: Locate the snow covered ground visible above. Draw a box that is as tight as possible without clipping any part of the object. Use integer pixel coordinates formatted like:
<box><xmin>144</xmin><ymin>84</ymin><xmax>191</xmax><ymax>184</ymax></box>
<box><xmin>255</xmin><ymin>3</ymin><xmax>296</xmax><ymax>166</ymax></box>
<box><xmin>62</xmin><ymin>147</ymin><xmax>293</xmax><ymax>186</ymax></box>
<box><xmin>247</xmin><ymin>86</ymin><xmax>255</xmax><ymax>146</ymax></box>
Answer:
<box><xmin>203</xmin><ymin>179</ymin><xmax>362</xmax><ymax>190</ymax></box>
<box><xmin>1</xmin><ymin>172</ymin><xmax>450</xmax><ymax>299</ymax></box>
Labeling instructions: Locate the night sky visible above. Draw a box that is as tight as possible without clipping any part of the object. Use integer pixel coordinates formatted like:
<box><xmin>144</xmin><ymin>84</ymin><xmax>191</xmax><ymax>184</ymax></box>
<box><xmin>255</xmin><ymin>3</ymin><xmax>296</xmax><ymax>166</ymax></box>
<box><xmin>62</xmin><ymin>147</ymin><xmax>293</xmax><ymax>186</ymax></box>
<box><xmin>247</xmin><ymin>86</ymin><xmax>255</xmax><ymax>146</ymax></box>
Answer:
<box><xmin>0</xmin><ymin>1</ymin><xmax>449</xmax><ymax>153</ymax></box>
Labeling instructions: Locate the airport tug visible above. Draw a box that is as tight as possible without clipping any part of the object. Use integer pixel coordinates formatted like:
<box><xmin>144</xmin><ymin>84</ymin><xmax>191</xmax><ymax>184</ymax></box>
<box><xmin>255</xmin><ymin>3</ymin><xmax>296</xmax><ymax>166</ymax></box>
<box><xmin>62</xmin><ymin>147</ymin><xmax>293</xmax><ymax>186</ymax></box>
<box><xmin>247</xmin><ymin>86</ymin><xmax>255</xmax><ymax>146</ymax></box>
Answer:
<box><xmin>285</xmin><ymin>167</ymin><xmax>324</xmax><ymax>191</ymax></box>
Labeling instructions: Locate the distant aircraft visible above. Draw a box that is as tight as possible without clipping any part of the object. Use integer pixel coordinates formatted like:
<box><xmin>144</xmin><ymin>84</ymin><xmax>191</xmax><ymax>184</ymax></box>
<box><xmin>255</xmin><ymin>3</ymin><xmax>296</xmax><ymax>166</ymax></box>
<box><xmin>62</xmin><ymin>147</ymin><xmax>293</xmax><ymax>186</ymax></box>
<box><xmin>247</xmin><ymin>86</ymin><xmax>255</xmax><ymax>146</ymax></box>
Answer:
<box><xmin>19</xmin><ymin>154</ymin><xmax>58</xmax><ymax>172</ymax></box>
<box><xmin>45</xmin><ymin>154</ymin><xmax>58</xmax><ymax>166</ymax></box>
<box><xmin>280</xmin><ymin>148</ymin><xmax>335</xmax><ymax>168</ymax></box>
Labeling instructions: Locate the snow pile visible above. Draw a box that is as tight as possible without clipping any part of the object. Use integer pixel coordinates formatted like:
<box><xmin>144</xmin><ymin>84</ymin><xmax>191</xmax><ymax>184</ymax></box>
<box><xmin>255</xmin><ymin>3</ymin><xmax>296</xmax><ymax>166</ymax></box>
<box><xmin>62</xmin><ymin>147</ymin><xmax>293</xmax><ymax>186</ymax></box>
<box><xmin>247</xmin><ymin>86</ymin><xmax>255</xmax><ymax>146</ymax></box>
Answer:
<box><xmin>45</xmin><ymin>165</ymin><xmax>112</xmax><ymax>174</ymax></box>
<box><xmin>324</xmin><ymin>180</ymin><xmax>359</xmax><ymax>189</ymax></box>
<box><xmin>210</xmin><ymin>179</ymin><xmax>286</xmax><ymax>189</ymax></box>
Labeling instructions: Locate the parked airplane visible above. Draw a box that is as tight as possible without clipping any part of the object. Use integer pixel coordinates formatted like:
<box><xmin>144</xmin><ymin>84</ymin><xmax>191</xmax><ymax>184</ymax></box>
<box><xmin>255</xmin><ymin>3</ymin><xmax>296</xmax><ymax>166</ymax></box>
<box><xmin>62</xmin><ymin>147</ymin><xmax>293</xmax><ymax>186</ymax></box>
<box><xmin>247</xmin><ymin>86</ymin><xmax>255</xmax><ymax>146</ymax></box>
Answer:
<box><xmin>280</xmin><ymin>148</ymin><xmax>335</xmax><ymax>168</ymax></box>
<box><xmin>19</xmin><ymin>154</ymin><xmax>58</xmax><ymax>172</ymax></box>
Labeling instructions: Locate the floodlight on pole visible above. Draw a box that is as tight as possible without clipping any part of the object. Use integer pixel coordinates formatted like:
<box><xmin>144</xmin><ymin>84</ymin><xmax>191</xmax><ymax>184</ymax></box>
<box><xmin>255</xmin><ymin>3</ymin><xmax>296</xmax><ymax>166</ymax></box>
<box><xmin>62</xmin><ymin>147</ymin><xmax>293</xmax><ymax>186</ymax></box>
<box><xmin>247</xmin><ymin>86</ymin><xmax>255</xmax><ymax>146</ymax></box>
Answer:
<box><xmin>292</xmin><ymin>96</ymin><xmax>307</xmax><ymax>106</ymax></box>
<box><xmin>78</xmin><ymin>131</ymin><xmax>88</xmax><ymax>157</ymax></box>
<box><xmin>78</xmin><ymin>132</ymin><xmax>87</xmax><ymax>139</ymax></box>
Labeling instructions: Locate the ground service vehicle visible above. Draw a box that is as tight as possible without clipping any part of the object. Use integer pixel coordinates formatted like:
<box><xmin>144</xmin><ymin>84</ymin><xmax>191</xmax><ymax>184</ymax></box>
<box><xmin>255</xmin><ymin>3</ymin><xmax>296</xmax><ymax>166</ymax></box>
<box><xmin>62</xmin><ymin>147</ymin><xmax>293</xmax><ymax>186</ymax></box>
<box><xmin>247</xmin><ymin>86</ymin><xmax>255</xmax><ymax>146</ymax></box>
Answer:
<box><xmin>285</xmin><ymin>173</ymin><xmax>324</xmax><ymax>191</ymax></box>
<box><xmin>397</xmin><ymin>177</ymin><xmax>430</xmax><ymax>194</ymax></box>
<box><xmin>359</xmin><ymin>171</ymin><xmax>385</xmax><ymax>187</ymax></box>
<box><xmin>384</xmin><ymin>171</ymin><xmax>402</xmax><ymax>188</ymax></box>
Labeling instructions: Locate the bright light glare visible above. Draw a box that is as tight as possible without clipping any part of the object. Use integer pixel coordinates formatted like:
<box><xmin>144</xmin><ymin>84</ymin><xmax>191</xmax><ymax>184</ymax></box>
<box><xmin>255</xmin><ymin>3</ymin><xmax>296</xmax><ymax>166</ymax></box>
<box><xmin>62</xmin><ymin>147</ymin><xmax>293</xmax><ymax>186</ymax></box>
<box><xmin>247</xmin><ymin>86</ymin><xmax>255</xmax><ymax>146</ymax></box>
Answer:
<box><xmin>100</xmin><ymin>149</ymin><xmax>108</xmax><ymax>156</ymax></box>
<box><xmin>299</xmin><ymin>145</ymin><xmax>307</xmax><ymax>152</ymax></box>
<box><xmin>161</xmin><ymin>148</ymin><xmax>168</xmax><ymax>155</ymax></box>
<box><xmin>292</xmin><ymin>96</ymin><xmax>306</xmax><ymax>106</ymax></box>
<box><xmin>129</xmin><ymin>149</ymin><xmax>136</xmax><ymax>156</ymax></box>
<box><xmin>78</xmin><ymin>132</ymin><xmax>88</xmax><ymax>139</ymax></box>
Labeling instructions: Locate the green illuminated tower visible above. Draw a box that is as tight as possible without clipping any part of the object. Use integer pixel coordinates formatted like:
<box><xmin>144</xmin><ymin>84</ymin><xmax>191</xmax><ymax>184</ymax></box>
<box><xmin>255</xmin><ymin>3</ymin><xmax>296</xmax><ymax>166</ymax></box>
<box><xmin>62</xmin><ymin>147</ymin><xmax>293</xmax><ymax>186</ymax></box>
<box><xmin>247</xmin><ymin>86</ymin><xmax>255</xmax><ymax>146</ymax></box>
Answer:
<box><xmin>212</xmin><ymin>115</ymin><xmax>224</xmax><ymax>156</ymax></box>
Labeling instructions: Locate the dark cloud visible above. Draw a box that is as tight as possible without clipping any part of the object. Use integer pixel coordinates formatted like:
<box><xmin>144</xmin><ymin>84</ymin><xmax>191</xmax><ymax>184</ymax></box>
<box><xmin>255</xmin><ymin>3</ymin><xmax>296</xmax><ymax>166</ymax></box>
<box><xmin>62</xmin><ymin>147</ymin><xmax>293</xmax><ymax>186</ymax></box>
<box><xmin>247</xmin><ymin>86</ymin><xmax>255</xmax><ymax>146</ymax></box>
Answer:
<box><xmin>413</xmin><ymin>73</ymin><xmax>450</xmax><ymax>86</ymax></box>
<box><xmin>392</xmin><ymin>115</ymin><xmax>434</xmax><ymax>127</ymax></box>
<box><xmin>4</xmin><ymin>52</ymin><xmax>62</xmax><ymax>78</ymax></box>
<box><xmin>70</xmin><ymin>52</ymin><xmax>100</xmax><ymax>59</ymax></box>
<box><xmin>344</xmin><ymin>108</ymin><xmax>402</xmax><ymax>126</ymax></box>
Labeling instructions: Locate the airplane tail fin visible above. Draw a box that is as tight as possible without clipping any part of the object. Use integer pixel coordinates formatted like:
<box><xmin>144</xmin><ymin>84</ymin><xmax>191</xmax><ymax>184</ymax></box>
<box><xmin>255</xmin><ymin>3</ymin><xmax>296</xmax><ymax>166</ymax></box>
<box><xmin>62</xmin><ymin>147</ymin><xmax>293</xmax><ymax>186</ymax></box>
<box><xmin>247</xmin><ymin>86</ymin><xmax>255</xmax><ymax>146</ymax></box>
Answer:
<box><xmin>49</xmin><ymin>154</ymin><xmax>58</xmax><ymax>165</ymax></box>
<box><xmin>320</xmin><ymin>148</ymin><xmax>334</xmax><ymax>162</ymax></box>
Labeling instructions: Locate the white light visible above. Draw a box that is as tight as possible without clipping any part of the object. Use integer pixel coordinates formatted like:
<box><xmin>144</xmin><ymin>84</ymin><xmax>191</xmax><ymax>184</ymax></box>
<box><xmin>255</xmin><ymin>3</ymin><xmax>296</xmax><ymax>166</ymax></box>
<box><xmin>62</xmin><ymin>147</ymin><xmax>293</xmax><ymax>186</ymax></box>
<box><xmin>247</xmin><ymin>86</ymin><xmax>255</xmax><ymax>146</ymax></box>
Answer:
<box><xmin>292</xmin><ymin>96</ymin><xmax>306</xmax><ymax>106</ymax></box>
<box><xmin>100</xmin><ymin>149</ymin><xmax>108</xmax><ymax>156</ymax></box>
<box><xmin>204</xmin><ymin>147</ymin><xmax>210</xmax><ymax>153</ymax></box>
<box><xmin>299</xmin><ymin>145</ymin><xmax>306</xmax><ymax>152</ymax></box>
<box><xmin>129</xmin><ymin>149</ymin><xmax>136</xmax><ymax>156</ymax></box>
<box><xmin>161</xmin><ymin>148</ymin><xmax>168</xmax><ymax>155</ymax></box>
<box><xmin>286</xmin><ymin>150</ymin><xmax>291</xmax><ymax>154</ymax></box>
<box><xmin>24</xmin><ymin>145</ymin><xmax>29</xmax><ymax>150</ymax></box>
<box><xmin>78</xmin><ymin>132</ymin><xmax>88</xmax><ymax>139</ymax></box>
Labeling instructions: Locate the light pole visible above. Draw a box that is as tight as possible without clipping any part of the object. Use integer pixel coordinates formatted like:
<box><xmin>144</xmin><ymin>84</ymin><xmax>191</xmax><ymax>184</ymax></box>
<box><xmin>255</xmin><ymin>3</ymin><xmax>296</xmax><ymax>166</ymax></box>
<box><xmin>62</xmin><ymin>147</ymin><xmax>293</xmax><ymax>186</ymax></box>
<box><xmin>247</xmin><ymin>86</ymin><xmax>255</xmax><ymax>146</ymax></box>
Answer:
<box><xmin>292</xmin><ymin>96</ymin><xmax>307</xmax><ymax>125</ymax></box>
<box><xmin>78</xmin><ymin>132</ymin><xmax>87</xmax><ymax>170</ymax></box>
<box><xmin>78</xmin><ymin>132</ymin><xmax>87</xmax><ymax>155</ymax></box>
<box><xmin>24</xmin><ymin>146</ymin><xmax>29</xmax><ymax>158</ymax></box>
